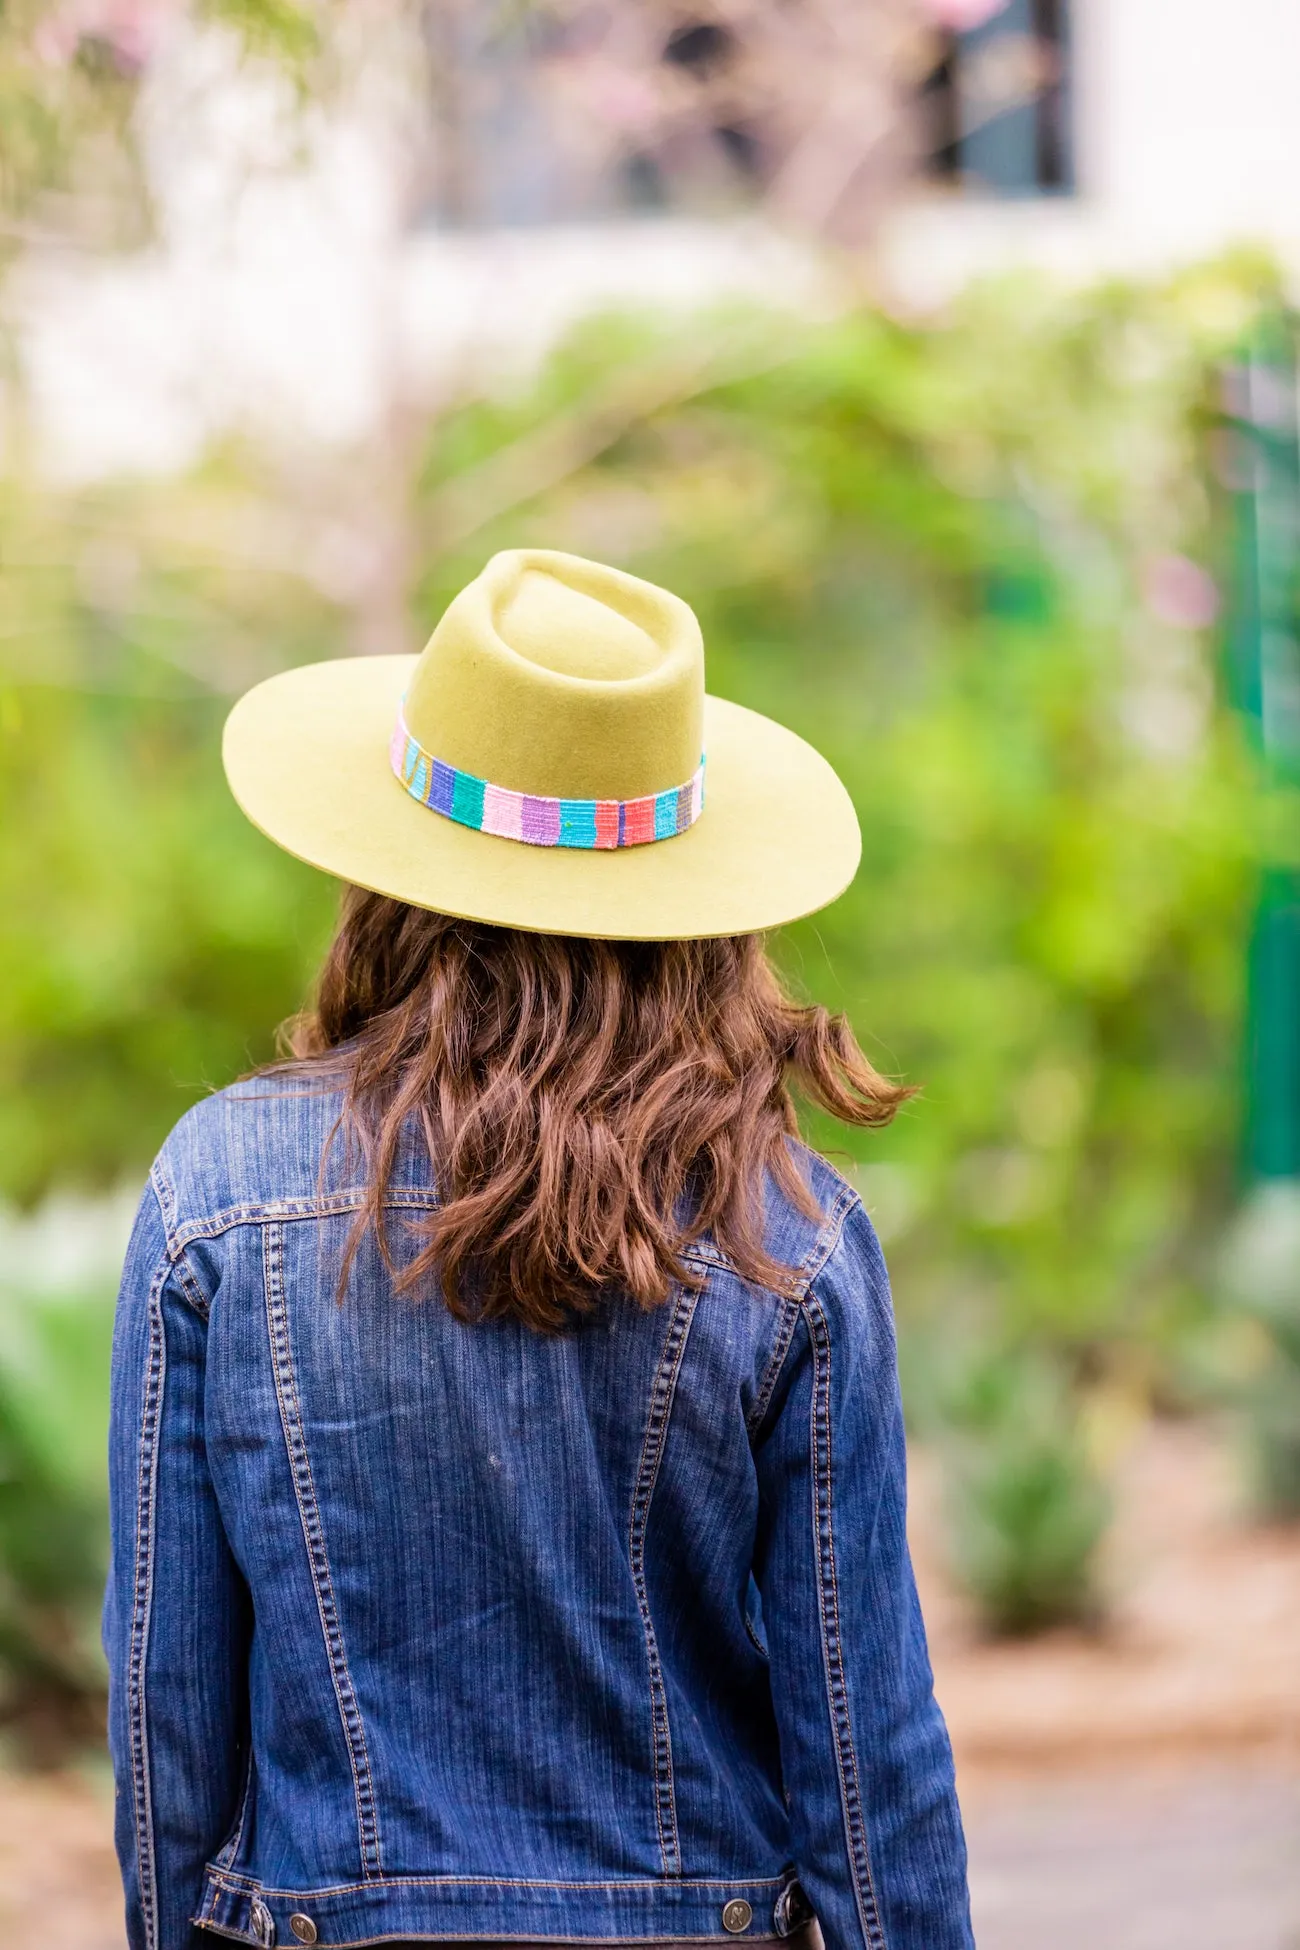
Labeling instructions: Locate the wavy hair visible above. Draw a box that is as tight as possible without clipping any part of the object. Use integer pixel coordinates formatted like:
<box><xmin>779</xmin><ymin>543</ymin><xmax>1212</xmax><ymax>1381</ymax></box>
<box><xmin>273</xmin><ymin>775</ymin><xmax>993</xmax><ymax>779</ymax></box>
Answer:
<box><xmin>278</xmin><ymin>888</ymin><xmax>910</xmax><ymax>1331</ymax></box>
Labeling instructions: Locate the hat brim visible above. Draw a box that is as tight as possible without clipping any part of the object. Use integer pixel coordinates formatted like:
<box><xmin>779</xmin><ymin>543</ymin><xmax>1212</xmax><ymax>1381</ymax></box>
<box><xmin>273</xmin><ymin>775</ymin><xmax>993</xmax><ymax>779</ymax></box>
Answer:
<box><xmin>223</xmin><ymin>656</ymin><xmax>860</xmax><ymax>941</ymax></box>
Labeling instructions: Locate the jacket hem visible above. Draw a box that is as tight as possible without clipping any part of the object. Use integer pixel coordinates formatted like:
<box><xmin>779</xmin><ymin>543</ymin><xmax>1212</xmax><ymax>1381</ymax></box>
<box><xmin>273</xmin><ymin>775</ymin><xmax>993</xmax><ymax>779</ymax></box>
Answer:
<box><xmin>195</xmin><ymin>1867</ymin><xmax>808</xmax><ymax>1948</ymax></box>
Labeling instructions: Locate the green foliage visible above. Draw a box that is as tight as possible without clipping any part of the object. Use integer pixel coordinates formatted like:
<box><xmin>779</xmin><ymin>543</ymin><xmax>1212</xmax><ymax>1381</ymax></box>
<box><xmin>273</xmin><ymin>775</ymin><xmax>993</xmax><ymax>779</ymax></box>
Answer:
<box><xmin>0</xmin><ymin>469</ymin><xmax>341</xmax><ymax>1201</ymax></box>
<box><xmin>939</xmin><ymin>1347</ymin><xmax>1111</xmax><ymax>1636</ymax></box>
<box><xmin>0</xmin><ymin>1265</ymin><xmax>116</xmax><ymax>1752</ymax></box>
<box><xmin>0</xmin><ymin>263</ymin><xmax>1284</xmax><ymax>1674</ymax></box>
<box><xmin>200</xmin><ymin>0</ymin><xmax>322</xmax><ymax>70</ymax></box>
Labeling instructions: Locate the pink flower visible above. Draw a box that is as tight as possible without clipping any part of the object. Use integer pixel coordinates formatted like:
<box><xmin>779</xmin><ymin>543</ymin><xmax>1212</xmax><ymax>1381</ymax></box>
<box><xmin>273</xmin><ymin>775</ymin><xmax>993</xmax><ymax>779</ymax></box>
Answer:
<box><xmin>32</xmin><ymin>0</ymin><xmax>174</xmax><ymax>75</ymax></box>
<box><xmin>917</xmin><ymin>0</ymin><xmax>1013</xmax><ymax>30</ymax></box>
<box><xmin>1142</xmin><ymin>554</ymin><xmax>1220</xmax><ymax>631</ymax></box>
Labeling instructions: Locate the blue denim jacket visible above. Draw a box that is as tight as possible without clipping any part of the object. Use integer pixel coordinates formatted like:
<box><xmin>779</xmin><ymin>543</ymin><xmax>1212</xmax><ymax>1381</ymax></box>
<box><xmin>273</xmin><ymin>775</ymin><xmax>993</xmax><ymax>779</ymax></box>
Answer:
<box><xmin>105</xmin><ymin>1078</ymin><xmax>972</xmax><ymax>1950</ymax></box>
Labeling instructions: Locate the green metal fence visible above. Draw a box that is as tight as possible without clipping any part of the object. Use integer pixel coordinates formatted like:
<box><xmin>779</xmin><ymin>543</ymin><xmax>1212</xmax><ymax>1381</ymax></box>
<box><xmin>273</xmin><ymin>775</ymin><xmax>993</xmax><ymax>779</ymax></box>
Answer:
<box><xmin>1221</xmin><ymin>311</ymin><xmax>1300</xmax><ymax>1183</ymax></box>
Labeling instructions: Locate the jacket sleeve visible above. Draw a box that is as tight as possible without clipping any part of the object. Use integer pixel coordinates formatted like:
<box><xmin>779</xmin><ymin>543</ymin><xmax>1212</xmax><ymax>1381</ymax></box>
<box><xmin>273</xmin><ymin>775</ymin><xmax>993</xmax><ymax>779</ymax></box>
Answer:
<box><xmin>752</xmin><ymin>1197</ymin><xmax>973</xmax><ymax>1950</ymax></box>
<box><xmin>103</xmin><ymin>1176</ymin><xmax>252</xmax><ymax>1950</ymax></box>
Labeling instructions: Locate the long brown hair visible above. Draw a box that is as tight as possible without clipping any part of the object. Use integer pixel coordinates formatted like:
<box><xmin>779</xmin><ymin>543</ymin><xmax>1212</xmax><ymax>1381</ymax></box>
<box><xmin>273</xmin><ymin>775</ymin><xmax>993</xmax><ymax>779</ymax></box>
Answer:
<box><xmin>279</xmin><ymin>888</ymin><xmax>909</xmax><ymax>1331</ymax></box>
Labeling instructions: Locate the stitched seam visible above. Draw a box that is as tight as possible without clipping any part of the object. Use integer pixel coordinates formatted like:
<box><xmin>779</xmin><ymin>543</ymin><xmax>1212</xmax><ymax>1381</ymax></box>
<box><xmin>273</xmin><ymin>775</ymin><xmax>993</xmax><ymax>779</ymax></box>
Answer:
<box><xmin>199</xmin><ymin>1936</ymin><xmax>796</xmax><ymax>1949</ymax></box>
<box><xmin>793</xmin><ymin>1184</ymin><xmax>859</xmax><ymax>1297</ymax></box>
<box><xmin>742</xmin><ymin>1610</ymin><xmax>770</xmax><ymax>1662</ymax></box>
<box><xmin>746</xmin><ymin>1296</ymin><xmax>802</xmax><ymax>1437</ymax></box>
<box><xmin>262</xmin><ymin>1223</ymin><xmax>384</xmax><ymax>1876</ymax></box>
<box><xmin>194</xmin><ymin>1928</ymin><xmax>800</xmax><ymax>1950</ymax></box>
<box><xmin>149</xmin><ymin>1156</ymin><xmax>177</xmax><ymax>1250</ymax></box>
<box><xmin>213</xmin><ymin>1742</ymin><xmax>255</xmax><ymax>1872</ymax></box>
<box><xmin>627</xmin><ymin>1285</ymin><xmax>698</xmax><ymax>1878</ymax></box>
<box><xmin>170</xmin><ymin>1189</ymin><xmax>441</xmax><ymax>1254</ymax></box>
<box><xmin>161</xmin><ymin>1164</ymin><xmax>857</xmax><ymax>1268</ymax></box>
<box><xmin>202</xmin><ymin>1868</ymin><xmax>796</xmax><ymax>1896</ymax></box>
<box><xmin>127</xmin><ymin>1252</ymin><xmax>170</xmax><ymax>1950</ymax></box>
<box><xmin>683</xmin><ymin>1181</ymin><xmax>858</xmax><ymax>1293</ymax></box>
<box><xmin>172</xmin><ymin>1250</ymin><xmax>211</xmax><ymax>1321</ymax></box>
<box><xmin>806</xmin><ymin>1296</ymin><xmax>888</xmax><ymax>1950</ymax></box>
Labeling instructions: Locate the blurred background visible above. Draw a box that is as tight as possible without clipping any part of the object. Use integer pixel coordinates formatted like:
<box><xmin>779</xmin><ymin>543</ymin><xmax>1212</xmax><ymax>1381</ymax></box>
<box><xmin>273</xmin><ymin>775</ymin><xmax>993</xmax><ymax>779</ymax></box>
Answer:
<box><xmin>0</xmin><ymin>2</ymin><xmax>1298</xmax><ymax>1945</ymax></box>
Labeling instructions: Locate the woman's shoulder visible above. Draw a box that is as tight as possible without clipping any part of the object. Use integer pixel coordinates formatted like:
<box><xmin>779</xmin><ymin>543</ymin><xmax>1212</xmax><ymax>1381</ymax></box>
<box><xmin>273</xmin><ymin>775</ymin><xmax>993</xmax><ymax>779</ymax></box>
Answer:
<box><xmin>690</xmin><ymin>1140</ymin><xmax>883</xmax><ymax>1306</ymax></box>
<box><xmin>759</xmin><ymin>1140</ymin><xmax>862</xmax><ymax>1274</ymax></box>
<box><xmin>147</xmin><ymin>1069</ymin><xmax>357</xmax><ymax>1250</ymax></box>
<box><xmin>800</xmin><ymin>1148</ymin><xmax>890</xmax><ymax>1297</ymax></box>
<box><xmin>767</xmin><ymin>1143</ymin><xmax>892</xmax><ymax>1321</ymax></box>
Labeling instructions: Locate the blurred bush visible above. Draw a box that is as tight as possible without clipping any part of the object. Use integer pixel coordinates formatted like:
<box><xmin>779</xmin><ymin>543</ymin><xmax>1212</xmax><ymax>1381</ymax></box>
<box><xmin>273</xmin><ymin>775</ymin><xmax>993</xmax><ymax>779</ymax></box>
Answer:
<box><xmin>938</xmin><ymin>1346</ymin><xmax>1110</xmax><ymax>1636</ymax></box>
<box><xmin>0</xmin><ymin>467</ymin><xmax>343</xmax><ymax>1201</ymax></box>
<box><xmin>0</xmin><ymin>1197</ymin><xmax>125</xmax><ymax>1755</ymax></box>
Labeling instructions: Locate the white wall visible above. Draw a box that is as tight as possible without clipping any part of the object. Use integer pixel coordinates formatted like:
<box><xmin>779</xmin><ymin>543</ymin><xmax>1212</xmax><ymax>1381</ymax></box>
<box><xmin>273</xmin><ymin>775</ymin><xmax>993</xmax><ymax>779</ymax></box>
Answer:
<box><xmin>1080</xmin><ymin>0</ymin><xmax>1300</xmax><ymax>240</ymax></box>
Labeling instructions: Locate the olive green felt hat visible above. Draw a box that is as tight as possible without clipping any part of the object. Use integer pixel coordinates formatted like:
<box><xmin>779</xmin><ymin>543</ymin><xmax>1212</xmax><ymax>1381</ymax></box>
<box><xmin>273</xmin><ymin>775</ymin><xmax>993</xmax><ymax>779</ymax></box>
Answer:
<box><xmin>222</xmin><ymin>549</ymin><xmax>860</xmax><ymax>940</ymax></box>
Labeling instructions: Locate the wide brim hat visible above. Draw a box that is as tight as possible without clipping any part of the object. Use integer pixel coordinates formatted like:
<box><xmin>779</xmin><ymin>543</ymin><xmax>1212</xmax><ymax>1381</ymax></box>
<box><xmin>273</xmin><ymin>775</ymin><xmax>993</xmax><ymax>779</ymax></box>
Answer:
<box><xmin>223</xmin><ymin>549</ymin><xmax>860</xmax><ymax>940</ymax></box>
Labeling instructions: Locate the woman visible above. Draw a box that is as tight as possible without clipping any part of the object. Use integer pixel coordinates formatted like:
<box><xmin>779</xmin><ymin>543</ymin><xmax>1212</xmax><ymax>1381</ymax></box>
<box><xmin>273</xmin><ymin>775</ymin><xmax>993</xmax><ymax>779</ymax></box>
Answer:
<box><xmin>106</xmin><ymin>551</ymin><xmax>972</xmax><ymax>1950</ymax></box>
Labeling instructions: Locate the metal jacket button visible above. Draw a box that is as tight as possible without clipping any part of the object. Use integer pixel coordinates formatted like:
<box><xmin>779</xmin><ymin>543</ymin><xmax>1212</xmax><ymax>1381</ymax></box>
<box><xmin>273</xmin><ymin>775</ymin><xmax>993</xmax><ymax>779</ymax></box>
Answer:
<box><xmin>722</xmin><ymin>1899</ymin><xmax>753</xmax><ymax>1933</ymax></box>
<box><xmin>249</xmin><ymin>1897</ymin><xmax>275</xmax><ymax>1946</ymax></box>
<box><xmin>774</xmin><ymin>1879</ymin><xmax>812</xmax><ymax>1935</ymax></box>
<box><xmin>289</xmin><ymin>1917</ymin><xmax>318</xmax><ymax>1945</ymax></box>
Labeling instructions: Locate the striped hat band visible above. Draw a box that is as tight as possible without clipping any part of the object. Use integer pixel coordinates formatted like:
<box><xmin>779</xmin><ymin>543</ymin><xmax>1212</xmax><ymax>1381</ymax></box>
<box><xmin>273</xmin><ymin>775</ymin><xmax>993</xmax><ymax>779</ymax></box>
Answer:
<box><xmin>390</xmin><ymin>707</ymin><xmax>705</xmax><ymax>850</ymax></box>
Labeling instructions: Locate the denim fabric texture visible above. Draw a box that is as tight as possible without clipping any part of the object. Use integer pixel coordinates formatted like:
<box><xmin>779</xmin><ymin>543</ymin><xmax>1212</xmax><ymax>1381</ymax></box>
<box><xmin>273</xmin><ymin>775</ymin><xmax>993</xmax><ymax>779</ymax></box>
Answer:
<box><xmin>104</xmin><ymin>1079</ymin><xmax>973</xmax><ymax>1950</ymax></box>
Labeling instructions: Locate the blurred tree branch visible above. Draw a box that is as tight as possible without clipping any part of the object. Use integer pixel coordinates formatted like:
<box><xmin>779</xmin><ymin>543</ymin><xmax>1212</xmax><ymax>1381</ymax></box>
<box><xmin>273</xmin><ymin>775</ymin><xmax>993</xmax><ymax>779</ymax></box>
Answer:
<box><xmin>422</xmin><ymin>313</ymin><xmax>802</xmax><ymax>551</ymax></box>
<box><xmin>0</xmin><ymin>0</ymin><xmax>324</xmax><ymax>250</ymax></box>
<box><xmin>533</xmin><ymin>0</ymin><xmax>934</xmax><ymax>244</ymax></box>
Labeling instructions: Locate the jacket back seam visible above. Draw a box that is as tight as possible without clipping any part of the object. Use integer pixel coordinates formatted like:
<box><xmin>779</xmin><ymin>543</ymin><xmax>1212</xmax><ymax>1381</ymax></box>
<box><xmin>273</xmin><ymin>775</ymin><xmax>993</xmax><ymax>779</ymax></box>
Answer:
<box><xmin>170</xmin><ymin>1248</ymin><xmax>210</xmax><ymax>1320</ymax></box>
<box><xmin>164</xmin><ymin>1194</ymin><xmax>736</xmax><ymax>1268</ymax></box>
<box><xmin>262</xmin><ymin>1220</ymin><xmax>385</xmax><ymax>1877</ymax></box>
<box><xmin>155</xmin><ymin>1169</ymin><xmax>861</xmax><ymax>1273</ymax></box>
<box><xmin>212</xmin><ymin>1738</ymin><xmax>255</xmax><ymax>1874</ymax></box>
<box><xmin>127</xmin><ymin>1249</ymin><xmax>170</xmax><ymax>1950</ymax></box>
<box><xmin>746</xmin><ymin>1296</ymin><xmax>802</xmax><ymax>1438</ymax></box>
<box><xmin>627</xmin><ymin>1283</ymin><xmax>699</xmax><ymax>1877</ymax></box>
<box><xmin>160</xmin><ymin>1188</ymin><xmax>442</xmax><ymax>1258</ymax></box>
<box><xmin>202</xmin><ymin>1865</ymin><xmax>800</xmax><ymax>1897</ymax></box>
<box><xmin>806</xmin><ymin>1293</ymin><xmax>889</xmax><ymax>1950</ymax></box>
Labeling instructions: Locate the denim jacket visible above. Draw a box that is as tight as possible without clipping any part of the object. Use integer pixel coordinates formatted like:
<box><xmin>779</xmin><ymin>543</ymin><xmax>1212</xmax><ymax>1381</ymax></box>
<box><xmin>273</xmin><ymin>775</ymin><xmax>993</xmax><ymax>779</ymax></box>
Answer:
<box><xmin>105</xmin><ymin>1078</ymin><xmax>972</xmax><ymax>1950</ymax></box>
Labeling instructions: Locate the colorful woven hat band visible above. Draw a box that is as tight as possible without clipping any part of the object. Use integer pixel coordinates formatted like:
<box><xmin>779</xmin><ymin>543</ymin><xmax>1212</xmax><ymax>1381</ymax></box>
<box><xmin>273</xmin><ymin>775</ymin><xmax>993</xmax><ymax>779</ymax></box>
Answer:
<box><xmin>390</xmin><ymin>706</ymin><xmax>705</xmax><ymax>850</ymax></box>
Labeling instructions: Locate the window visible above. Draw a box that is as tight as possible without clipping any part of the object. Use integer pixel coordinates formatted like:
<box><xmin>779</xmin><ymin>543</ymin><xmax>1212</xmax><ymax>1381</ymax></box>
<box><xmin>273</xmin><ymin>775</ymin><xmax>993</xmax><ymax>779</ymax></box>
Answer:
<box><xmin>921</xmin><ymin>0</ymin><xmax>1073</xmax><ymax>196</ymax></box>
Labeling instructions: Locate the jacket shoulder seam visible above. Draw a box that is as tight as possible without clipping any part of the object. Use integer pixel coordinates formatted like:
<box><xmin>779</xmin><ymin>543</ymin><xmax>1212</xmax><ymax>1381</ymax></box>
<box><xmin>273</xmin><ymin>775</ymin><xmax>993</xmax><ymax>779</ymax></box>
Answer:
<box><xmin>684</xmin><ymin>1181</ymin><xmax>861</xmax><ymax>1297</ymax></box>
<box><xmin>148</xmin><ymin>1155</ymin><xmax>177</xmax><ymax>1255</ymax></box>
<box><xmin>791</xmin><ymin>1182</ymin><xmax>861</xmax><ymax>1304</ymax></box>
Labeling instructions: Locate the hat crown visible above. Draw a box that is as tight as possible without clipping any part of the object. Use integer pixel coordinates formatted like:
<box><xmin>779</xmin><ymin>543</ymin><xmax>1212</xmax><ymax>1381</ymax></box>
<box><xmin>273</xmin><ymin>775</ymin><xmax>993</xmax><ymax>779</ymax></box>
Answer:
<box><xmin>405</xmin><ymin>550</ymin><xmax>704</xmax><ymax>801</ymax></box>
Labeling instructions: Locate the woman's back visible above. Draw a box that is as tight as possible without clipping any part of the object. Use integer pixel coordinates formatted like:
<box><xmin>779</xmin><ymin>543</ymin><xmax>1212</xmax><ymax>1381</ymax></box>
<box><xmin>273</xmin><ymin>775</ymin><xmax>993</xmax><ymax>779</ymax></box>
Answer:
<box><xmin>108</xmin><ymin>1076</ymin><xmax>968</xmax><ymax>1949</ymax></box>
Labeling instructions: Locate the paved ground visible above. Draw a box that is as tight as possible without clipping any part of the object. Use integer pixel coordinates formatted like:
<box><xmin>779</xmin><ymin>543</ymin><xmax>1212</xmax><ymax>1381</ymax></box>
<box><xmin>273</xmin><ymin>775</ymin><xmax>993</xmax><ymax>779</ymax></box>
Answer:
<box><xmin>964</xmin><ymin>1758</ymin><xmax>1300</xmax><ymax>1950</ymax></box>
<box><xmin>7</xmin><ymin>1755</ymin><xmax>1300</xmax><ymax>1949</ymax></box>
